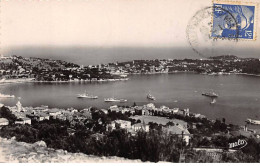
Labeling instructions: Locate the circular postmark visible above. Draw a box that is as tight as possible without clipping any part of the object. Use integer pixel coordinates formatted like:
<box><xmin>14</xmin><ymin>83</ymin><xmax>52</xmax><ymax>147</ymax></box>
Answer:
<box><xmin>186</xmin><ymin>6</ymin><xmax>239</xmax><ymax>58</ymax></box>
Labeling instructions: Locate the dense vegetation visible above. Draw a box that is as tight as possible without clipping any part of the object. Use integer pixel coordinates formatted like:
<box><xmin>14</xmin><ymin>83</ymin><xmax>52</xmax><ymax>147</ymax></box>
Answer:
<box><xmin>0</xmin><ymin>55</ymin><xmax>117</xmax><ymax>81</ymax></box>
<box><xmin>0</xmin><ymin>106</ymin><xmax>17</xmax><ymax>124</ymax></box>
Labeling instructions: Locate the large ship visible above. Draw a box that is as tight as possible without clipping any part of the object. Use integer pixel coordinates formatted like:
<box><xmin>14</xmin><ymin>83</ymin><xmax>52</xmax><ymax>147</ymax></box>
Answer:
<box><xmin>147</xmin><ymin>93</ymin><xmax>156</xmax><ymax>100</ymax></box>
<box><xmin>77</xmin><ymin>91</ymin><xmax>98</xmax><ymax>99</ymax></box>
<box><xmin>104</xmin><ymin>98</ymin><xmax>127</xmax><ymax>102</ymax></box>
<box><xmin>104</xmin><ymin>97</ymin><xmax>121</xmax><ymax>102</ymax></box>
<box><xmin>202</xmin><ymin>92</ymin><xmax>218</xmax><ymax>97</ymax></box>
<box><xmin>246</xmin><ymin>119</ymin><xmax>260</xmax><ymax>125</ymax></box>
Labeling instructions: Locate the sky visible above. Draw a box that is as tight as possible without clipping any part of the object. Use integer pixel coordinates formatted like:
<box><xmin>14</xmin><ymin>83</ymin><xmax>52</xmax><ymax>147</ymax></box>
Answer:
<box><xmin>1</xmin><ymin>0</ymin><xmax>260</xmax><ymax>64</ymax></box>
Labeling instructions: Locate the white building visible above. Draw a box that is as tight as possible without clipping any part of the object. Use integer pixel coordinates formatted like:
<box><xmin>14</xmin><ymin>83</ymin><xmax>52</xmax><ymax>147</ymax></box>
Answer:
<box><xmin>100</xmin><ymin>109</ymin><xmax>108</xmax><ymax>114</ymax></box>
<box><xmin>33</xmin><ymin>113</ymin><xmax>50</xmax><ymax>121</ymax></box>
<box><xmin>146</xmin><ymin>103</ymin><xmax>156</xmax><ymax>110</ymax></box>
<box><xmin>121</xmin><ymin>108</ymin><xmax>129</xmax><ymax>114</ymax></box>
<box><xmin>107</xmin><ymin>122</ymin><xmax>116</xmax><ymax>131</ymax></box>
<box><xmin>106</xmin><ymin>120</ymin><xmax>132</xmax><ymax>131</ymax></box>
<box><xmin>0</xmin><ymin>118</ymin><xmax>9</xmax><ymax>126</ymax></box>
<box><xmin>132</xmin><ymin>122</ymin><xmax>149</xmax><ymax>132</ymax></box>
<box><xmin>109</xmin><ymin>105</ymin><xmax>119</xmax><ymax>112</ymax></box>
<box><xmin>164</xmin><ymin>125</ymin><xmax>191</xmax><ymax>145</ymax></box>
<box><xmin>183</xmin><ymin>108</ymin><xmax>190</xmax><ymax>116</ymax></box>
<box><xmin>48</xmin><ymin>108</ymin><xmax>62</xmax><ymax>118</ymax></box>
<box><xmin>172</xmin><ymin>108</ymin><xmax>179</xmax><ymax>113</ymax></box>
<box><xmin>16</xmin><ymin>100</ymin><xmax>23</xmax><ymax>112</ymax></box>
<box><xmin>114</xmin><ymin>120</ymin><xmax>132</xmax><ymax>129</ymax></box>
<box><xmin>142</xmin><ymin>109</ymin><xmax>152</xmax><ymax>116</ymax></box>
<box><xmin>15</xmin><ymin>117</ymin><xmax>31</xmax><ymax>125</ymax></box>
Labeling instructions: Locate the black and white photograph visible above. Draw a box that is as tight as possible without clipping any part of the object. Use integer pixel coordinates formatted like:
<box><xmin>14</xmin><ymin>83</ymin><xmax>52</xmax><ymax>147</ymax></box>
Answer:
<box><xmin>0</xmin><ymin>0</ymin><xmax>260</xmax><ymax>163</ymax></box>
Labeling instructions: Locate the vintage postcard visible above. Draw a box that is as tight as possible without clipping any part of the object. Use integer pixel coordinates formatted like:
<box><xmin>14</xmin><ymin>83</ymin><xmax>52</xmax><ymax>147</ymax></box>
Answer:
<box><xmin>0</xmin><ymin>0</ymin><xmax>260</xmax><ymax>163</ymax></box>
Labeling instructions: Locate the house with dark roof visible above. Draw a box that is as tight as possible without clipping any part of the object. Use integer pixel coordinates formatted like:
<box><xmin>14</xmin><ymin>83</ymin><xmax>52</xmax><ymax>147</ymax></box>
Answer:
<box><xmin>163</xmin><ymin>125</ymin><xmax>191</xmax><ymax>145</ymax></box>
<box><xmin>15</xmin><ymin>117</ymin><xmax>31</xmax><ymax>125</ymax></box>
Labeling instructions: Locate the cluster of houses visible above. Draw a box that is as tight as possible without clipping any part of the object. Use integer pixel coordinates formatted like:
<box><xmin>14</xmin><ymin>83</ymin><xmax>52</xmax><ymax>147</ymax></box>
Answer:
<box><xmin>0</xmin><ymin>101</ymin><xmax>208</xmax><ymax>145</ymax></box>
<box><xmin>105</xmin><ymin>103</ymin><xmax>195</xmax><ymax>145</ymax></box>
<box><xmin>107</xmin><ymin>60</ymin><xmax>170</xmax><ymax>75</ymax></box>
<box><xmin>4</xmin><ymin>100</ymin><xmax>92</xmax><ymax>126</ymax></box>
<box><xmin>106</xmin><ymin>118</ymin><xmax>191</xmax><ymax>145</ymax></box>
<box><xmin>108</xmin><ymin>103</ymin><xmax>194</xmax><ymax>117</ymax></box>
<box><xmin>0</xmin><ymin>55</ymin><xmax>126</xmax><ymax>82</ymax></box>
<box><xmin>108</xmin><ymin>56</ymin><xmax>252</xmax><ymax>75</ymax></box>
<box><xmin>107</xmin><ymin>119</ymin><xmax>149</xmax><ymax>134</ymax></box>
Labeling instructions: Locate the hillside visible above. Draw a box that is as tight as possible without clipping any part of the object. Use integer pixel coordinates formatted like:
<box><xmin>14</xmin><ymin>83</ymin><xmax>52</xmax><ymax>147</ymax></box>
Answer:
<box><xmin>0</xmin><ymin>137</ymin><xmax>143</xmax><ymax>163</ymax></box>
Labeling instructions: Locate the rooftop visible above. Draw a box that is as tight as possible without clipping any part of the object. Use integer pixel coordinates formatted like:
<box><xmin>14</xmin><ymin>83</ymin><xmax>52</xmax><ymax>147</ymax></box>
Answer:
<box><xmin>165</xmin><ymin>126</ymin><xmax>190</xmax><ymax>135</ymax></box>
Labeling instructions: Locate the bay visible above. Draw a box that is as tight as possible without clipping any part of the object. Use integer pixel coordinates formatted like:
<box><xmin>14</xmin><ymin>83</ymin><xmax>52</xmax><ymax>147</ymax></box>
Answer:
<box><xmin>0</xmin><ymin>73</ymin><xmax>260</xmax><ymax>126</ymax></box>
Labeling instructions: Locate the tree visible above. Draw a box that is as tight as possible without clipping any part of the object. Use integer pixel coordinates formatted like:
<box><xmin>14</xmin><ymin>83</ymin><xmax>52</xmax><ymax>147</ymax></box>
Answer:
<box><xmin>0</xmin><ymin>106</ymin><xmax>17</xmax><ymax>124</ymax></box>
<box><xmin>222</xmin><ymin>118</ymin><xmax>226</xmax><ymax>124</ymax></box>
<box><xmin>166</xmin><ymin>121</ymin><xmax>175</xmax><ymax>126</ymax></box>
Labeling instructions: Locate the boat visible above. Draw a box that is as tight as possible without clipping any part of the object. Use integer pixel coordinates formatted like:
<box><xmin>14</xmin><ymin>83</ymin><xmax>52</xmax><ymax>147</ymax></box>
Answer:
<box><xmin>202</xmin><ymin>92</ymin><xmax>218</xmax><ymax>97</ymax></box>
<box><xmin>147</xmin><ymin>93</ymin><xmax>156</xmax><ymax>100</ymax></box>
<box><xmin>246</xmin><ymin>119</ymin><xmax>260</xmax><ymax>125</ymax></box>
<box><xmin>77</xmin><ymin>91</ymin><xmax>98</xmax><ymax>99</ymax></box>
<box><xmin>104</xmin><ymin>98</ymin><xmax>121</xmax><ymax>102</ymax></box>
<box><xmin>119</xmin><ymin>99</ymin><xmax>127</xmax><ymax>103</ymax></box>
<box><xmin>0</xmin><ymin>93</ymin><xmax>15</xmax><ymax>98</ymax></box>
<box><xmin>210</xmin><ymin>98</ymin><xmax>216</xmax><ymax>104</ymax></box>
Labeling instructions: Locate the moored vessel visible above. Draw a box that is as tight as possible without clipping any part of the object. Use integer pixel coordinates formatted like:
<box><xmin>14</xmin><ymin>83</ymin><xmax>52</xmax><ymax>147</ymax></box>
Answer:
<box><xmin>104</xmin><ymin>98</ymin><xmax>121</xmax><ymax>102</ymax></box>
<box><xmin>202</xmin><ymin>92</ymin><xmax>218</xmax><ymax>97</ymax></box>
<box><xmin>147</xmin><ymin>93</ymin><xmax>156</xmax><ymax>100</ymax></box>
<box><xmin>246</xmin><ymin>119</ymin><xmax>260</xmax><ymax>125</ymax></box>
<box><xmin>77</xmin><ymin>91</ymin><xmax>98</xmax><ymax>99</ymax></box>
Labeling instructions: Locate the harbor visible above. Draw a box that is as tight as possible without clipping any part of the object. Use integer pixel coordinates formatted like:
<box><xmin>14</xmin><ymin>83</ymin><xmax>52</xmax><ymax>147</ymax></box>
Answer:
<box><xmin>0</xmin><ymin>73</ymin><xmax>260</xmax><ymax>126</ymax></box>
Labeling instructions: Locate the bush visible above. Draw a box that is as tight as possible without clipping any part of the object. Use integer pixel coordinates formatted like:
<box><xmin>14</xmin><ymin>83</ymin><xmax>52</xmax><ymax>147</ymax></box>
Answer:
<box><xmin>0</xmin><ymin>106</ymin><xmax>17</xmax><ymax>124</ymax></box>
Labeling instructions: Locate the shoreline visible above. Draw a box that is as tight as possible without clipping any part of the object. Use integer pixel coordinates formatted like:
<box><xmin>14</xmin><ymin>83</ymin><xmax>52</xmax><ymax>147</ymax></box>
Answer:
<box><xmin>235</xmin><ymin>73</ymin><xmax>260</xmax><ymax>77</ymax></box>
<box><xmin>33</xmin><ymin>78</ymin><xmax>129</xmax><ymax>83</ymax></box>
<box><xmin>0</xmin><ymin>78</ymin><xmax>129</xmax><ymax>84</ymax></box>
<box><xmin>1</xmin><ymin>71</ymin><xmax>260</xmax><ymax>85</ymax></box>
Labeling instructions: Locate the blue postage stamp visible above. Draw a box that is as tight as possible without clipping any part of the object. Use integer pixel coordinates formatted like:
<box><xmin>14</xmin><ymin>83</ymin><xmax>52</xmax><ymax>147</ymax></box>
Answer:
<box><xmin>212</xmin><ymin>1</ymin><xmax>257</xmax><ymax>40</ymax></box>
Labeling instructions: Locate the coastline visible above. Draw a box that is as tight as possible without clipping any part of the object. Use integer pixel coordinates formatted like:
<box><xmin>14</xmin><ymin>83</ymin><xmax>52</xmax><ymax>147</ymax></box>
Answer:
<box><xmin>1</xmin><ymin>71</ymin><xmax>260</xmax><ymax>85</ymax></box>
<box><xmin>235</xmin><ymin>73</ymin><xmax>260</xmax><ymax>77</ymax></box>
<box><xmin>0</xmin><ymin>78</ymin><xmax>129</xmax><ymax>84</ymax></box>
<box><xmin>33</xmin><ymin>78</ymin><xmax>129</xmax><ymax>83</ymax></box>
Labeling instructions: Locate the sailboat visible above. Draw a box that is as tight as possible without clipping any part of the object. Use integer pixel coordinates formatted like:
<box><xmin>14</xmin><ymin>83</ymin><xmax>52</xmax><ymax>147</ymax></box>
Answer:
<box><xmin>210</xmin><ymin>98</ymin><xmax>216</xmax><ymax>104</ymax></box>
<box><xmin>147</xmin><ymin>91</ymin><xmax>156</xmax><ymax>100</ymax></box>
